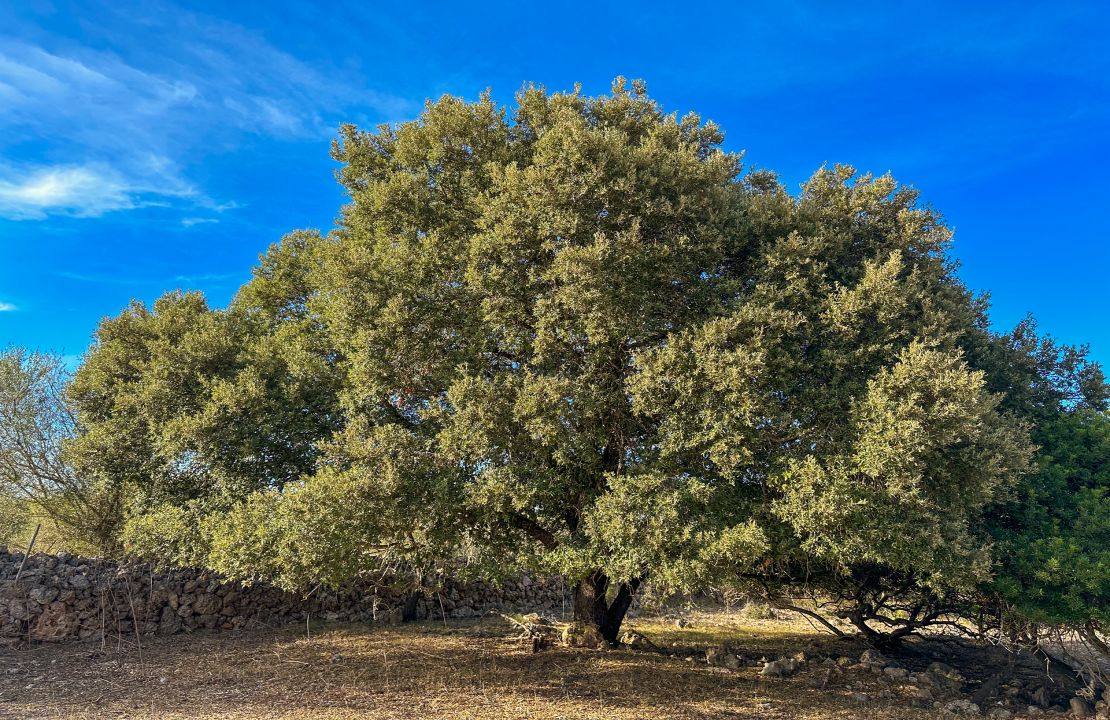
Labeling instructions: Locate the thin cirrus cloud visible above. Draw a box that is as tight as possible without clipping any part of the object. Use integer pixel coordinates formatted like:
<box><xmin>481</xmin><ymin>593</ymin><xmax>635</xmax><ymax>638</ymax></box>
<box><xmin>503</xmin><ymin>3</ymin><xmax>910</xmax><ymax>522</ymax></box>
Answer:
<box><xmin>55</xmin><ymin>269</ymin><xmax>243</xmax><ymax>288</ymax></box>
<box><xmin>0</xmin><ymin>163</ymin><xmax>196</xmax><ymax>220</ymax></box>
<box><xmin>0</xmin><ymin>1</ymin><xmax>412</xmax><ymax>222</ymax></box>
<box><xmin>0</xmin><ymin>302</ymin><xmax>16</xmax><ymax>312</ymax></box>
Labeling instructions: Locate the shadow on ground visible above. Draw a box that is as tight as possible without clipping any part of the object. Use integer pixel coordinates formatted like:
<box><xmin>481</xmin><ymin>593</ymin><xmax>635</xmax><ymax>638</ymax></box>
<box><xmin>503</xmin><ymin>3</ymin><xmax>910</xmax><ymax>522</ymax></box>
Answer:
<box><xmin>0</xmin><ymin>611</ymin><xmax>1075</xmax><ymax>719</ymax></box>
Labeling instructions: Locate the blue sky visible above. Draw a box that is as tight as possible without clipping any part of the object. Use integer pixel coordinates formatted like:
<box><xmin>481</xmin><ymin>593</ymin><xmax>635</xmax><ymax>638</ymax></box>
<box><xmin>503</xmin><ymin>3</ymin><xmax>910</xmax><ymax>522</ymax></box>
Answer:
<box><xmin>0</xmin><ymin>0</ymin><xmax>1107</xmax><ymax>366</ymax></box>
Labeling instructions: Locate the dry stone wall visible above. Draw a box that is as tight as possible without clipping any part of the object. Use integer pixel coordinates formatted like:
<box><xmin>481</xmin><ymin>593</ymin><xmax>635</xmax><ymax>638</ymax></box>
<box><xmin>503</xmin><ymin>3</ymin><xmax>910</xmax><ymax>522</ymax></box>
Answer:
<box><xmin>0</xmin><ymin>549</ymin><xmax>569</xmax><ymax>644</ymax></box>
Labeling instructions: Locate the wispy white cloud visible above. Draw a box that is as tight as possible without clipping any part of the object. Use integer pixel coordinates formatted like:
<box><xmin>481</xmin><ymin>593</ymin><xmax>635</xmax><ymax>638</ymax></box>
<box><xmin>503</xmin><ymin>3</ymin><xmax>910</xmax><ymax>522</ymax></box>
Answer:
<box><xmin>0</xmin><ymin>162</ymin><xmax>198</xmax><ymax>220</ymax></box>
<box><xmin>173</xmin><ymin>272</ymin><xmax>243</xmax><ymax>284</ymax></box>
<box><xmin>0</xmin><ymin>302</ymin><xmax>17</xmax><ymax>312</ymax></box>
<box><xmin>56</xmin><ymin>269</ymin><xmax>244</xmax><ymax>286</ymax></box>
<box><xmin>181</xmin><ymin>217</ymin><xmax>219</xmax><ymax>228</ymax></box>
<box><xmin>55</xmin><ymin>270</ymin><xmax>145</xmax><ymax>285</ymax></box>
<box><xmin>0</xmin><ymin>2</ymin><xmax>413</xmax><ymax>222</ymax></box>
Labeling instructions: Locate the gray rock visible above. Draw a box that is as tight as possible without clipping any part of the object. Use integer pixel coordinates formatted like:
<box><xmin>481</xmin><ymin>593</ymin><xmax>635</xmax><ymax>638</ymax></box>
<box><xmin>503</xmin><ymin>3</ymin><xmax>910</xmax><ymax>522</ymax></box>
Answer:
<box><xmin>28</xmin><ymin>586</ymin><xmax>59</xmax><ymax>604</ymax></box>
<box><xmin>883</xmin><ymin>666</ymin><xmax>909</xmax><ymax>680</ymax></box>
<box><xmin>1070</xmin><ymin>697</ymin><xmax>1092</xmax><ymax>718</ymax></box>
<box><xmin>761</xmin><ymin>657</ymin><xmax>800</xmax><ymax>678</ymax></box>
<box><xmin>192</xmin><ymin>594</ymin><xmax>221</xmax><ymax>616</ymax></box>
<box><xmin>941</xmin><ymin>699</ymin><xmax>981</xmax><ymax>716</ymax></box>
<box><xmin>157</xmin><ymin>605</ymin><xmax>181</xmax><ymax>634</ymax></box>
<box><xmin>7</xmin><ymin>601</ymin><xmax>29</xmax><ymax>621</ymax></box>
<box><xmin>910</xmin><ymin>685</ymin><xmax>933</xmax><ymax>701</ymax></box>
<box><xmin>928</xmin><ymin>661</ymin><xmax>966</xmax><ymax>685</ymax></box>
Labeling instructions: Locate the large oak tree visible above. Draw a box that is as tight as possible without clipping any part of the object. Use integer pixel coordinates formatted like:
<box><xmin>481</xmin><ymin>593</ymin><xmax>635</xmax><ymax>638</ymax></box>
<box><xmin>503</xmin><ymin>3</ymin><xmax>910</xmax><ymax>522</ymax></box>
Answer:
<box><xmin>104</xmin><ymin>81</ymin><xmax>1032</xmax><ymax>644</ymax></box>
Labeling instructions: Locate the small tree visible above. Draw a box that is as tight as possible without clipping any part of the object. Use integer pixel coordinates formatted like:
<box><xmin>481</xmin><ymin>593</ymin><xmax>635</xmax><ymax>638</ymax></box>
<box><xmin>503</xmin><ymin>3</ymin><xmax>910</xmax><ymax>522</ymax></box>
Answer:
<box><xmin>0</xmin><ymin>347</ymin><xmax>121</xmax><ymax>553</ymax></box>
<box><xmin>976</xmin><ymin>322</ymin><xmax>1110</xmax><ymax>650</ymax></box>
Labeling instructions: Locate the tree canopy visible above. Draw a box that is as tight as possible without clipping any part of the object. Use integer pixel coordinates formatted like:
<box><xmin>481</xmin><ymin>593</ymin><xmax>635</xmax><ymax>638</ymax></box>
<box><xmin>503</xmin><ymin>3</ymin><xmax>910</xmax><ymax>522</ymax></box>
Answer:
<box><xmin>53</xmin><ymin>79</ymin><xmax>1106</xmax><ymax>646</ymax></box>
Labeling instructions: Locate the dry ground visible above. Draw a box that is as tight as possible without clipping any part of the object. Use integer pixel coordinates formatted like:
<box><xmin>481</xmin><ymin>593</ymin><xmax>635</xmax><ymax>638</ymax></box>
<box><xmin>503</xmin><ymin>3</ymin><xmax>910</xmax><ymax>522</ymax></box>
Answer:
<box><xmin>0</xmin><ymin>609</ymin><xmax>966</xmax><ymax>719</ymax></box>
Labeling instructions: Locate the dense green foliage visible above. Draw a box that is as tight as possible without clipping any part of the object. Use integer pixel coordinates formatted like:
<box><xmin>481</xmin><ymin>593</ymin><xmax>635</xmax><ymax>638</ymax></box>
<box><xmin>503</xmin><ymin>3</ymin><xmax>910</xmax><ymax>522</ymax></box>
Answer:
<box><xmin>68</xmin><ymin>232</ymin><xmax>341</xmax><ymax>524</ymax></box>
<box><xmin>29</xmin><ymin>80</ymin><xmax>1107</xmax><ymax>644</ymax></box>
<box><xmin>992</xmin><ymin>409</ymin><xmax>1110</xmax><ymax>625</ymax></box>
<box><xmin>978</xmin><ymin>321</ymin><xmax>1110</xmax><ymax>628</ymax></box>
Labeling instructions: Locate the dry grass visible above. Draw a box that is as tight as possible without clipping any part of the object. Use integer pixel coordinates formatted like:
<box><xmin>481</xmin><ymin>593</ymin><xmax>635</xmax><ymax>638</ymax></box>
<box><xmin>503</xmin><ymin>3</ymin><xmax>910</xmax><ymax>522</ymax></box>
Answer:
<box><xmin>0</xmin><ymin>610</ymin><xmax>940</xmax><ymax>719</ymax></box>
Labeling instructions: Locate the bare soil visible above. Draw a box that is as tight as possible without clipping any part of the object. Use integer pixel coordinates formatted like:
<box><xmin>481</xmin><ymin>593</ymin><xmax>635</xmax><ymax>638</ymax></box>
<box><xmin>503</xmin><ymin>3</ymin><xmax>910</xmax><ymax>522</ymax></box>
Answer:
<box><xmin>0</xmin><ymin>609</ymin><xmax>1076</xmax><ymax>719</ymax></box>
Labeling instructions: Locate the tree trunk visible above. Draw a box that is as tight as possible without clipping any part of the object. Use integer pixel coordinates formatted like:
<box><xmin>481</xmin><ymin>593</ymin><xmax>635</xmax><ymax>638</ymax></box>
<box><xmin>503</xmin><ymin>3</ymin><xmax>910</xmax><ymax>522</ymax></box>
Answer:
<box><xmin>573</xmin><ymin>570</ymin><xmax>642</xmax><ymax>645</ymax></box>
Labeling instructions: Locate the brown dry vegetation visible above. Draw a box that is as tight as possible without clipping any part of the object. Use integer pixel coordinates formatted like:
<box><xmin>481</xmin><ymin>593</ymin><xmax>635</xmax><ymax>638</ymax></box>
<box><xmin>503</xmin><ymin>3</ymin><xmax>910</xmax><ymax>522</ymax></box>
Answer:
<box><xmin>0</xmin><ymin>610</ymin><xmax>985</xmax><ymax>719</ymax></box>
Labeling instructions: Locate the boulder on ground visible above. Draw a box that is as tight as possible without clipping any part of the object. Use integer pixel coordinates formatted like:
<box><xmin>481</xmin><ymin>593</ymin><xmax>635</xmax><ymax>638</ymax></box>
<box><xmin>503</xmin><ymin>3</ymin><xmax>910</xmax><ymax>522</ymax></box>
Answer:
<box><xmin>705</xmin><ymin>645</ymin><xmax>741</xmax><ymax>669</ymax></box>
<box><xmin>860</xmin><ymin>649</ymin><xmax>887</xmax><ymax>665</ymax></box>
<box><xmin>619</xmin><ymin>630</ymin><xmax>653</xmax><ymax>650</ymax></box>
<box><xmin>562</xmin><ymin>622</ymin><xmax>606</xmax><ymax>649</ymax></box>
<box><xmin>761</xmin><ymin>656</ymin><xmax>802</xmax><ymax>678</ymax></box>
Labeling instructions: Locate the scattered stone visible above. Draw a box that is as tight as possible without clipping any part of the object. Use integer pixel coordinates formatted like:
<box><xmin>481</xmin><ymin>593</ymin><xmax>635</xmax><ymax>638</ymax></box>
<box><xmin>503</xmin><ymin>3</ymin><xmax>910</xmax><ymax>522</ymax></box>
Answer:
<box><xmin>860</xmin><ymin>649</ymin><xmax>887</xmax><ymax>665</ymax></box>
<box><xmin>705</xmin><ymin>645</ymin><xmax>741</xmax><ymax>669</ymax></box>
<box><xmin>562</xmin><ymin>622</ymin><xmax>606</xmax><ymax>649</ymax></box>
<box><xmin>618</xmin><ymin>630</ymin><xmax>653</xmax><ymax>650</ymax></box>
<box><xmin>910</xmin><ymin>685</ymin><xmax>933</xmax><ymax>701</ymax></box>
<box><xmin>1071</xmin><ymin>697</ymin><xmax>1093</xmax><ymax>718</ymax></box>
<box><xmin>941</xmin><ymin>698</ymin><xmax>981</xmax><ymax>716</ymax></box>
<box><xmin>761</xmin><ymin>657</ymin><xmax>801</xmax><ymax>678</ymax></box>
<box><xmin>883</xmin><ymin>666</ymin><xmax>909</xmax><ymax>681</ymax></box>
<box><xmin>928</xmin><ymin>661</ymin><xmax>966</xmax><ymax>686</ymax></box>
<box><xmin>805</xmin><ymin>667</ymin><xmax>834</xmax><ymax>689</ymax></box>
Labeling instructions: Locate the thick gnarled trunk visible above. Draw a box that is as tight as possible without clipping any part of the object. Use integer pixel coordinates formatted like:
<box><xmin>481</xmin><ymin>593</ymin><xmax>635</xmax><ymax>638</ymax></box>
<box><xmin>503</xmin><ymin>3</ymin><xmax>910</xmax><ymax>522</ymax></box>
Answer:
<box><xmin>573</xmin><ymin>570</ymin><xmax>642</xmax><ymax>644</ymax></box>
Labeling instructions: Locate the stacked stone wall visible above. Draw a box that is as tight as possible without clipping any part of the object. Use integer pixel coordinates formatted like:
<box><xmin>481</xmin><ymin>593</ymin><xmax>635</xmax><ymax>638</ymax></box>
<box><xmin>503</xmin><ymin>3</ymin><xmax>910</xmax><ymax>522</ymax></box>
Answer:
<box><xmin>0</xmin><ymin>549</ymin><xmax>568</xmax><ymax>643</ymax></box>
